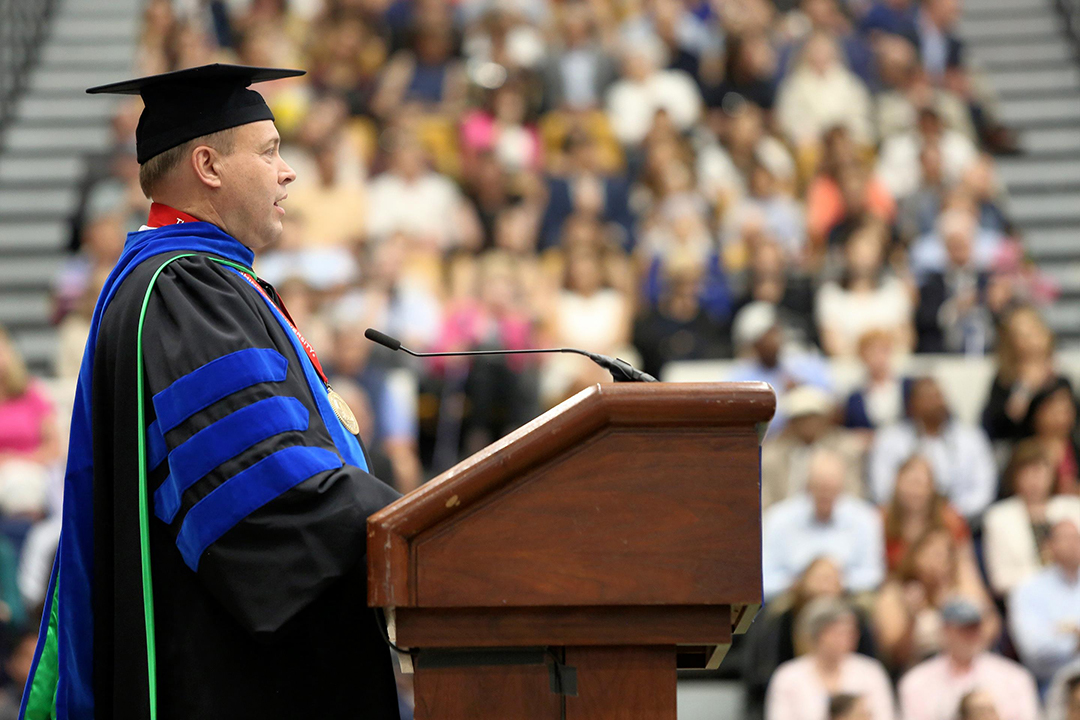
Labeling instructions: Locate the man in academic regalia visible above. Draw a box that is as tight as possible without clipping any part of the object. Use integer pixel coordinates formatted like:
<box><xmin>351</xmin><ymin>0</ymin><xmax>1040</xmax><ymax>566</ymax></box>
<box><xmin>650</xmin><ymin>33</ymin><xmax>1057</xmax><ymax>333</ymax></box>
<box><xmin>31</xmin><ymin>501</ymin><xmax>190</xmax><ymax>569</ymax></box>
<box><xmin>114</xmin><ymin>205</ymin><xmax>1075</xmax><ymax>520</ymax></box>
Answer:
<box><xmin>20</xmin><ymin>64</ymin><xmax>403</xmax><ymax>720</ymax></box>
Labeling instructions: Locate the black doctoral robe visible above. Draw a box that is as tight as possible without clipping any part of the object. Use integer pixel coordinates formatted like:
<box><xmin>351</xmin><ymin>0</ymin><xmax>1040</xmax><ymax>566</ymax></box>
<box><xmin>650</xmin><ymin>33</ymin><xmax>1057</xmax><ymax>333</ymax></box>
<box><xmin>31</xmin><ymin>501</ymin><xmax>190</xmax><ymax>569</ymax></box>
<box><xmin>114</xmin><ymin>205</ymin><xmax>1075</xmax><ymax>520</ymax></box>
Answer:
<box><xmin>22</xmin><ymin>222</ymin><xmax>402</xmax><ymax>720</ymax></box>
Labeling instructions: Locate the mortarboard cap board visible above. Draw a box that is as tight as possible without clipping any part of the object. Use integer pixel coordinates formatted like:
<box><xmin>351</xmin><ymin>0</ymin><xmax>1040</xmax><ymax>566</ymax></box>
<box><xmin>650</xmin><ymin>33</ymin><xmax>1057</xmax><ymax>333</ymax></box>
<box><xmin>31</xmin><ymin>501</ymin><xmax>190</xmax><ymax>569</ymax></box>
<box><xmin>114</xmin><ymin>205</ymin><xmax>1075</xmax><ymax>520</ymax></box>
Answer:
<box><xmin>87</xmin><ymin>63</ymin><xmax>305</xmax><ymax>164</ymax></box>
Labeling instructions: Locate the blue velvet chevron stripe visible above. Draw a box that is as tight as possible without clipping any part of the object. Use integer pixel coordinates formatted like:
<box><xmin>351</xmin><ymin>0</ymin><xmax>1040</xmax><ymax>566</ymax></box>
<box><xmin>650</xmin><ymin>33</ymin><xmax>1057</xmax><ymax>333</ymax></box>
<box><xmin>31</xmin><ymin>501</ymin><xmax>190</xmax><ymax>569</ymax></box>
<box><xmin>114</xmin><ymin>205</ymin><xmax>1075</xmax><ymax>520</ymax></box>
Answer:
<box><xmin>147</xmin><ymin>420</ymin><xmax>167</xmax><ymax>471</ymax></box>
<box><xmin>175</xmin><ymin>446</ymin><xmax>342</xmax><ymax>571</ymax></box>
<box><xmin>152</xmin><ymin>348</ymin><xmax>288</xmax><ymax>432</ymax></box>
<box><xmin>153</xmin><ymin>396</ymin><xmax>310</xmax><ymax>524</ymax></box>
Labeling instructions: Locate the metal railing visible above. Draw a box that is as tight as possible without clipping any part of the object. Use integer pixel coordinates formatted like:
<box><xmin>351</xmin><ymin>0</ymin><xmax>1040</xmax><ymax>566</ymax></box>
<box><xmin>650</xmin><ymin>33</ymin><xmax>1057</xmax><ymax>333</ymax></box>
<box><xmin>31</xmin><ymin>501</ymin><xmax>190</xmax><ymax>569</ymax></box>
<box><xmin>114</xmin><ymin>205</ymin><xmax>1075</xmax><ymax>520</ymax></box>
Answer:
<box><xmin>0</xmin><ymin>0</ymin><xmax>54</xmax><ymax>135</ymax></box>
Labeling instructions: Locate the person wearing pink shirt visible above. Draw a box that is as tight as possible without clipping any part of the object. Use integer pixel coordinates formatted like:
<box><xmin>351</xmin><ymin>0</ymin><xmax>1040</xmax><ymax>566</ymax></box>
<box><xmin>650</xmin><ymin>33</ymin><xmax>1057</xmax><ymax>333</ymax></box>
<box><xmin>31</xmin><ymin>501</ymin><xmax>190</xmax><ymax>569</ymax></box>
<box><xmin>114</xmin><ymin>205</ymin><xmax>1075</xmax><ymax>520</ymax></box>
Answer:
<box><xmin>0</xmin><ymin>327</ymin><xmax>61</xmax><ymax>516</ymax></box>
<box><xmin>766</xmin><ymin>598</ymin><xmax>897</xmax><ymax>720</ymax></box>
<box><xmin>898</xmin><ymin>598</ymin><xmax>1040</xmax><ymax>720</ymax></box>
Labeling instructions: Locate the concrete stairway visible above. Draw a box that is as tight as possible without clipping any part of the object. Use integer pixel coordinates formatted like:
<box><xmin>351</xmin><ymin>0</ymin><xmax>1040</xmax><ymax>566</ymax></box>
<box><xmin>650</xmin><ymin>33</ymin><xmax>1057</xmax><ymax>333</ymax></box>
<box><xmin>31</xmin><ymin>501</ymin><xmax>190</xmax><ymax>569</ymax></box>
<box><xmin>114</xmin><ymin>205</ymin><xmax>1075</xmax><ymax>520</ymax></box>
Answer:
<box><xmin>961</xmin><ymin>0</ymin><xmax>1080</xmax><ymax>346</ymax></box>
<box><xmin>0</xmin><ymin>0</ymin><xmax>138</xmax><ymax>371</ymax></box>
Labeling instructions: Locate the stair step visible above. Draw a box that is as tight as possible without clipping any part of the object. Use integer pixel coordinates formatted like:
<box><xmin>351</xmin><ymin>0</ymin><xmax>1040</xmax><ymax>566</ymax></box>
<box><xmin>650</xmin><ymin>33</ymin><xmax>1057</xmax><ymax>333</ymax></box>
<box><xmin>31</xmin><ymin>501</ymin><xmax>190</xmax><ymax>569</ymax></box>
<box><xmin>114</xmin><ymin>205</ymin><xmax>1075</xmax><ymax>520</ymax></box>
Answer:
<box><xmin>0</xmin><ymin>294</ymin><xmax>51</xmax><ymax>328</ymax></box>
<box><xmin>986</xmin><ymin>68</ymin><xmax>1080</xmax><ymax>95</ymax></box>
<box><xmin>1043</xmin><ymin>263</ymin><xmax>1080</xmax><ymax>294</ymax></box>
<box><xmin>999</xmin><ymin>97</ymin><xmax>1080</xmax><ymax>126</ymax></box>
<box><xmin>29</xmin><ymin>68</ymin><xmax>132</xmax><ymax>94</ymax></box>
<box><xmin>969</xmin><ymin>43</ymin><xmax>1073</xmax><ymax>68</ymax></box>
<box><xmin>50</xmin><ymin>17</ymin><xmax>140</xmax><ymax>43</ymax></box>
<box><xmin>0</xmin><ymin>222</ymin><xmax>69</xmax><ymax>252</ymax></box>
<box><xmin>40</xmin><ymin>44</ymin><xmax>133</xmax><ymax>65</ymax></box>
<box><xmin>0</xmin><ymin>157</ymin><xmax>84</xmax><ymax>185</ymax></box>
<box><xmin>3</xmin><ymin>126</ymin><xmax>112</xmax><ymax>153</ymax></box>
<box><xmin>964</xmin><ymin>0</ymin><xmax>1050</xmax><ymax>11</ymax></box>
<box><xmin>11</xmin><ymin>329</ymin><xmax>58</xmax><ymax>374</ymax></box>
<box><xmin>997</xmin><ymin>159</ymin><xmax>1080</xmax><ymax>189</ymax></box>
<box><xmin>0</xmin><ymin>189</ymin><xmax>79</xmax><ymax>218</ymax></box>
<box><xmin>1007</xmin><ymin>192</ymin><xmax>1080</xmax><ymax>224</ymax></box>
<box><xmin>960</xmin><ymin>14</ymin><xmax>1061</xmax><ymax>40</ymax></box>
<box><xmin>1023</xmin><ymin>228</ymin><xmax>1080</xmax><ymax>259</ymax></box>
<box><xmin>1043</xmin><ymin>302</ymin><xmax>1080</xmax><ymax>336</ymax></box>
<box><xmin>15</xmin><ymin>96</ymin><xmax>117</xmax><ymax>123</ymax></box>
<box><xmin>0</xmin><ymin>257</ymin><xmax>67</xmax><ymax>289</ymax></box>
<box><xmin>1021</xmin><ymin>128</ymin><xmax>1080</xmax><ymax>155</ymax></box>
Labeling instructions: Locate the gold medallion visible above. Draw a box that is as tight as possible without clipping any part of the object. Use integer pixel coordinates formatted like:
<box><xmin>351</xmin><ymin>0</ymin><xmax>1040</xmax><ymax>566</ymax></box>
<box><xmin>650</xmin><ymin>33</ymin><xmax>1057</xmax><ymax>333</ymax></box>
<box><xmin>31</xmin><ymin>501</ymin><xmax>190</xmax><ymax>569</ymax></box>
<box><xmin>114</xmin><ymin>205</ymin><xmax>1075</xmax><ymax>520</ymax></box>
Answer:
<box><xmin>327</xmin><ymin>388</ymin><xmax>360</xmax><ymax>435</ymax></box>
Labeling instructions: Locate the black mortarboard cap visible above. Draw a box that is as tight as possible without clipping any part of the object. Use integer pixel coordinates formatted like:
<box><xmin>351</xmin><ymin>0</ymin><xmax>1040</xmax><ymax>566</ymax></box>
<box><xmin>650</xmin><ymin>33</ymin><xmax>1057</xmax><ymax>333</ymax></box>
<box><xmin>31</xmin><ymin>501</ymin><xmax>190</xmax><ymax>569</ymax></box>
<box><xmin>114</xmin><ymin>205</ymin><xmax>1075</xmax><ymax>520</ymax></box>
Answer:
<box><xmin>86</xmin><ymin>64</ymin><xmax>305</xmax><ymax>164</ymax></box>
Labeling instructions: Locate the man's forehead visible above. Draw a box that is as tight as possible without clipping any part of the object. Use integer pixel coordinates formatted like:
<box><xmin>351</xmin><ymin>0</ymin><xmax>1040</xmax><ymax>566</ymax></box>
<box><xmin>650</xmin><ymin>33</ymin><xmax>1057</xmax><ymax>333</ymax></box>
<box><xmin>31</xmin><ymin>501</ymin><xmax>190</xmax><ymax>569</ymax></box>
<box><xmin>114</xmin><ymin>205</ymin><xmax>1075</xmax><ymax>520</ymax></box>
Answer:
<box><xmin>238</xmin><ymin>120</ymin><xmax>280</xmax><ymax>144</ymax></box>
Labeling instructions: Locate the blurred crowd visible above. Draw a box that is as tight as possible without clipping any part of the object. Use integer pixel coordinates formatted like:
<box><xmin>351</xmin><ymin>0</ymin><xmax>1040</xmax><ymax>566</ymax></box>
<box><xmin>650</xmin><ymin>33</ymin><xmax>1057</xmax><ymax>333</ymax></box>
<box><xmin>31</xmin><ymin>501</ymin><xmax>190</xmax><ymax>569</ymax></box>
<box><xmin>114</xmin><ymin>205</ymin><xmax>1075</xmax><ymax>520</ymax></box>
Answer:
<box><xmin>0</xmin><ymin>0</ymin><xmax>1077</xmax><ymax>715</ymax></box>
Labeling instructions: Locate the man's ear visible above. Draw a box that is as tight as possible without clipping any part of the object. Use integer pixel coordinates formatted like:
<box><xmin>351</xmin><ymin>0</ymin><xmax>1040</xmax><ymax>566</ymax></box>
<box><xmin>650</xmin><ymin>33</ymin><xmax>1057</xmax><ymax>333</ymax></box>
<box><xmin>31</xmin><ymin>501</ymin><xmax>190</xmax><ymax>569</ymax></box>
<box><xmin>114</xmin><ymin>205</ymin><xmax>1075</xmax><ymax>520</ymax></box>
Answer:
<box><xmin>191</xmin><ymin>145</ymin><xmax>224</xmax><ymax>189</ymax></box>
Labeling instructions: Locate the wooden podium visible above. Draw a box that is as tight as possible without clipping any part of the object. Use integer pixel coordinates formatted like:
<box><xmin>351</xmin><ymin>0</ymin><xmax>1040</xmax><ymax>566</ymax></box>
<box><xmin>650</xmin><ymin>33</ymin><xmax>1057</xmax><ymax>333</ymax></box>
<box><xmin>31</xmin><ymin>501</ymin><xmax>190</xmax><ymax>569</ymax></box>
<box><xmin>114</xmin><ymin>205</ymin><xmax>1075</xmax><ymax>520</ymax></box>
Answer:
<box><xmin>367</xmin><ymin>382</ymin><xmax>775</xmax><ymax>719</ymax></box>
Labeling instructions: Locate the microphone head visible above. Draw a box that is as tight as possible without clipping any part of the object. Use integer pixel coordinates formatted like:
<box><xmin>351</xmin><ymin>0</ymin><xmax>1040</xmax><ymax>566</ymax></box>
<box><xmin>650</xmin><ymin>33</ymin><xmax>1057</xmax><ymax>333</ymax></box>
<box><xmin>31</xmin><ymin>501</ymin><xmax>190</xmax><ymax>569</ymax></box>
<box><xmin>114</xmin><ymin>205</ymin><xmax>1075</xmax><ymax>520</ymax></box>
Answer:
<box><xmin>364</xmin><ymin>328</ymin><xmax>402</xmax><ymax>351</ymax></box>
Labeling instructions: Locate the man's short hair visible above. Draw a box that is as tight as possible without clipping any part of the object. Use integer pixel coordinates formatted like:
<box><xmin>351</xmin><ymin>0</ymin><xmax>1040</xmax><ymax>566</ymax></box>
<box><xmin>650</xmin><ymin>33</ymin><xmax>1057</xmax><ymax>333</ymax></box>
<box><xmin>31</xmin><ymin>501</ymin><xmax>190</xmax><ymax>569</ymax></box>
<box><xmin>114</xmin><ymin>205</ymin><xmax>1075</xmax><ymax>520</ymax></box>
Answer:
<box><xmin>138</xmin><ymin>128</ymin><xmax>236</xmax><ymax>199</ymax></box>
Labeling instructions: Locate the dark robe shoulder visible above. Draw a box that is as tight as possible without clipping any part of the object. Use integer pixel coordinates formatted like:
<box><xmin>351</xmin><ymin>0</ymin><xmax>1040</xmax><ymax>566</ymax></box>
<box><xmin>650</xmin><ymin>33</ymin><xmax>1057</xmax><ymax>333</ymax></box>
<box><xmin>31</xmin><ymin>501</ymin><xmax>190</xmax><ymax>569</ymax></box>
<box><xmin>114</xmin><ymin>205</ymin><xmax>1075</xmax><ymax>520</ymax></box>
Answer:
<box><xmin>91</xmin><ymin>250</ymin><xmax>400</xmax><ymax>720</ymax></box>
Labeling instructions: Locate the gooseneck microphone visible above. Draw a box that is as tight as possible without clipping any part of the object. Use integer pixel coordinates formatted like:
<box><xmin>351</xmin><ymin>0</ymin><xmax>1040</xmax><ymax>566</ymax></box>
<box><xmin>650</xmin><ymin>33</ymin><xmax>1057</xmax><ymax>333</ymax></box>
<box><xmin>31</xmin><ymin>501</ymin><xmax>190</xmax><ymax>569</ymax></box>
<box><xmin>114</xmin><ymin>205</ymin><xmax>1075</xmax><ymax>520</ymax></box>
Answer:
<box><xmin>364</xmin><ymin>328</ymin><xmax>658</xmax><ymax>383</ymax></box>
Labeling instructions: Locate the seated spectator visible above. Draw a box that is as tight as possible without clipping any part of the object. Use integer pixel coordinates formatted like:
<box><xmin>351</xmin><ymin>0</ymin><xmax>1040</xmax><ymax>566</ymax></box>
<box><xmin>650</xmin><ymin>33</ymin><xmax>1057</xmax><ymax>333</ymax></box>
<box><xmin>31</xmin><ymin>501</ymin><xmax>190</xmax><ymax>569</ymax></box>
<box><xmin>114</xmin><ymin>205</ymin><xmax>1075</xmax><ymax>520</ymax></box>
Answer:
<box><xmin>53</xmin><ymin>211</ymin><xmax>125</xmax><ymax>323</ymax></box>
<box><xmin>605</xmin><ymin>34</ymin><xmax>702</xmax><ymax>147</ymax></box>
<box><xmin>726</xmin><ymin>158</ymin><xmax>806</xmax><ymax>260</ymax></box>
<box><xmin>775</xmin><ymin>31</ymin><xmax>874</xmax><ymax>164</ymax></box>
<box><xmin>704</xmin><ymin>31</ymin><xmax>778</xmax><ymax>112</ymax></box>
<box><xmin>371</xmin><ymin>21</ymin><xmax>467</xmax><ymax>120</ymax></box>
<box><xmin>255</xmin><ymin>212</ymin><xmax>359</xmax><ymax>292</ymax></box>
<box><xmin>538</xmin><ymin>132</ymin><xmax>635</xmax><ymax>250</ymax></box>
<box><xmin>843</xmin><ymin>330</ymin><xmax>913</xmax><ymax>431</ymax></box>
<box><xmin>816</xmin><ymin>223</ymin><xmax>914</xmax><ymax>358</ymax></box>
<box><xmin>727</xmin><ymin>303</ymin><xmax>834</xmax><ymax>432</ymax></box>
<box><xmin>328</xmin><ymin>323</ymin><xmax>422</xmax><ymax>493</ymax></box>
<box><xmin>540</xmin><ymin>1</ymin><xmax>617</xmax><ymax>112</ymax></box>
<box><xmin>0</xmin><ymin>327</ymin><xmax>60</xmax><ymax>518</ymax></box>
<box><xmin>896</xmin><ymin>142</ymin><xmax>948</xmax><ymax>246</ymax></box>
<box><xmin>780</xmin><ymin>0</ymin><xmax>877</xmax><ymax>89</ymax></box>
<box><xmin>908</xmin><ymin>198</ymin><xmax>1004</xmax><ymax>284</ymax></box>
<box><xmin>957</xmin><ymin>690</ymin><xmax>1003</xmax><ymax>720</ymax></box>
<box><xmin>874</xmin><ymin>37</ymin><xmax>975</xmax><ymax>143</ymax></box>
<box><xmin>983</xmin><ymin>441</ymin><xmax>1080</xmax><ymax>597</ymax></box>
<box><xmin>876</xmin><ymin>106</ymin><xmax>977</xmax><ymax>201</ymax></box>
<box><xmin>1045</xmin><ymin>659</ymin><xmax>1080</xmax><ymax>720</ymax></box>
<box><xmin>898</xmin><ymin>597</ymin><xmax>1037</xmax><ymax>720</ymax></box>
<box><xmin>805</xmin><ymin>127</ymin><xmax>895</xmax><ymax>250</ymax></box>
<box><xmin>366</xmin><ymin>134</ymin><xmax>482</xmax><ymax>251</ymax></box>
<box><xmin>761</xmin><ymin>387</ymin><xmax>865</xmax><ymax>508</ymax></box>
<box><xmin>1008</xmin><ymin>518</ymin><xmax>1080</xmax><ymax>689</ymax></box>
<box><xmin>733</xmin><ymin>240</ymin><xmax>818</xmax><ymax>350</ymax></box>
<box><xmin>765</xmin><ymin>598</ymin><xmax>896</xmax><ymax>720</ymax></box>
<box><xmin>632</xmin><ymin>260</ymin><xmax>731</xmax><ymax>379</ymax></box>
<box><xmin>762</xmin><ymin>449</ymin><xmax>884</xmax><ymax>600</ymax></box>
<box><xmin>460</xmin><ymin>79</ymin><xmax>543</xmax><ymax>174</ymax></box>
<box><xmin>744</xmin><ymin>558</ymin><xmax>879</xmax><ymax>719</ymax></box>
<box><xmin>915</xmin><ymin>209</ymin><xmax>993</xmax><ymax>354</ymax></box>
<box><xmin>870</xmin><ymin>376</ymin><xmax>997</xmax><ymax>520</ymax></box>
<box><xmin>1020</xmin><ymin>378</ymin><xmax>1080</xmax><ymax>496</ymax></box>
<box><xmin>283</xmin><ymin>129</ymin><xmax>368</xmax><ymax>249</ymax></box>
<box><xmin>883</xmin><ymin>455</ymin><xmax>971</xmax><ymax>574</ymax></box>
<box><xmin>830</xmin><ymin>694</ymin><xmax>874</xmax><ymax>720</ymax></box>
<box><xmin>912</xmin><ymin>0</ymin><xmax>1018</xmax><ymax>154</ymax></box>
<box><xmin>547</xmin><ymin>244</ymin><xmax>633</xmax><ymax>399</ymax></box>
<box><xmin>982</xmin><ymin>305</ymin><xmax>1065</xmax><ymax>442</ymax></box>
<box><xmin>695</xmin><ymin>101</ymin><xmax>794</xmax><ymax>213</ymax></box>
<box><xmin>0</xmin><ymin>622</ymin><xmax>39</xmax><ymax>720</ymax></box>
<box><xmin>430</xmin><ymin>251</ymin><xmax>540</xmax><ymax>454</ymax></box>
<box><xmin>875</xmin><ymin>536</ymin><xmax>998</xmax><ymax>671</ymax></box>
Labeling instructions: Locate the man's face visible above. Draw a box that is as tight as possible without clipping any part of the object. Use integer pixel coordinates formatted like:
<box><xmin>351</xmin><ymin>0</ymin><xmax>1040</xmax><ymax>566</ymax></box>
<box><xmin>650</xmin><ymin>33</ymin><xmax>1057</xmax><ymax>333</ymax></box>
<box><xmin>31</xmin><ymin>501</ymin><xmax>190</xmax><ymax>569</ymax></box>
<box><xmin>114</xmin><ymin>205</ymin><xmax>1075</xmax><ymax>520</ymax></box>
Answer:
<box><xmin>1049</xmin><ymin>520</ymin><xmax>1080</xmax><ymax>574</ymax></box>
<box><xmin>943</xmin><ymin>622</ymin><xmax>983</xmax><ymax>665</ymax></box>
<box><xmin>217</xmin><ymin>120</ymin><xmax>295</xmax><ymax>249</ymax></box>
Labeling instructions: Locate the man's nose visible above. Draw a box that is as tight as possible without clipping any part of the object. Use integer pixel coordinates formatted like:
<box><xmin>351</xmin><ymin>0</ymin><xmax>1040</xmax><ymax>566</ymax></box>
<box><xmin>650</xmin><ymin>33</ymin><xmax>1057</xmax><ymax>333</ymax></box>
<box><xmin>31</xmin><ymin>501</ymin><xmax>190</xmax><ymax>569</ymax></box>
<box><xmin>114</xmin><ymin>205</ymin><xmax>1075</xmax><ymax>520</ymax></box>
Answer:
<box><xmin>281</xmin><ymin>161</ymin><xmax>296</xmax><ymax>185</ymax></box>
